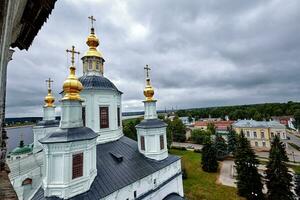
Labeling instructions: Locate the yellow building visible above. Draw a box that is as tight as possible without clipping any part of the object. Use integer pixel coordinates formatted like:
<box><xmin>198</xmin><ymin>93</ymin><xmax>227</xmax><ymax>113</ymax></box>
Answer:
<box><xmin>233</xmin><ymin>120</ymin><xmax>287</xmax><ymax>151</ymax></box>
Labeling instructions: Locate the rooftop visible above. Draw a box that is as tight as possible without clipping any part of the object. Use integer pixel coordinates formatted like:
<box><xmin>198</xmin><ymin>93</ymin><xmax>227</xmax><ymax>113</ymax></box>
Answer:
<box><xmin>233</xmin><ymin>119</ymin><xmax>286</xmax><ymax>129</ymax></box>
<box><xmin>32</xmin><ymin>136</ymin><xmax>180</xmax><ymax>199</ymax></box>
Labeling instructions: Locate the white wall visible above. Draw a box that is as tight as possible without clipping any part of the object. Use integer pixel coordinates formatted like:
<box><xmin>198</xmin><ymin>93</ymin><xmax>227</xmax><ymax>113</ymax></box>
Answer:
<box><xmin>42</xmin><ymin>138</ymin><xmax>97</xmax><ymax>199</ymax></box>
<box><xmin>81</xmin><ymin>89</ymin><xmax>123</xmax><ymax>143</ymax></box>
<box><xmin>33</xmin><ymin>126</ymin><xmax>57</xmax><ymax>152</ymax></box>
<box><xmin>104</xmin><ymin>160</ymin><xmax>183</xmax><ymax>200</ymax></box>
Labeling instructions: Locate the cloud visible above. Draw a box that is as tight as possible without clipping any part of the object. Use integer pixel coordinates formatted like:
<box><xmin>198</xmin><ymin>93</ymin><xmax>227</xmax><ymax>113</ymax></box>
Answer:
<box><xmin>6</xmin><ymin>0</ymin><xmax>300</xmax><ymax>117</ymax></box>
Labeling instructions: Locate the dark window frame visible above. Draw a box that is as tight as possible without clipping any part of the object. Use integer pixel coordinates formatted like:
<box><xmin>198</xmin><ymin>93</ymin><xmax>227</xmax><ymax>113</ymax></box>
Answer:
<box><xmin>160</xmin><ymin>135</ymin><xmax>164</xmax><ymax>150</ymax></box>
<box><xmin>72</xmin><ymin>152</ymin><xmax>83</xmax><ymax>179</ymax></box>
<box><xmin>117</xmin><ymin>107</ymin><xmax>121</xmax><ymax>127</ymax></box>
<box><xmin>140</xmin><ymin>136</ymin><xmax>145</xmax><ymax>151</ymax></box>
<box><xmin>82</xmin><ymin>106</ymin><xmax>86</xmax><ymax>127</ymax></box>
<box><xmin>100</xmin><ymin>106</ymin><xmax>109</xmax><ymax>129</ymax></box>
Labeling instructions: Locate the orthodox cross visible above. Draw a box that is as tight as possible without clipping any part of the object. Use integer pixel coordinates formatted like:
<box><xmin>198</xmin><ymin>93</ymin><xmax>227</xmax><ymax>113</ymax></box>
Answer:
<box><xmin>88</xmin><ymin>15</ymin><xmax>96</xmax><ymax>28</ymax></box>
<box><xmin>66</xmin><ymin>45</ymin><xmax>80</xmax><ymax>66</ymax></box>
<box><xmin>46</xmin><ymin>78</ymin><xmax>53</xmax><ymax>89</ymax></box>
<box><xmin>144</xmin><ymin>64</ymin><xmax>151</xmax><ymax>78</ymax></box>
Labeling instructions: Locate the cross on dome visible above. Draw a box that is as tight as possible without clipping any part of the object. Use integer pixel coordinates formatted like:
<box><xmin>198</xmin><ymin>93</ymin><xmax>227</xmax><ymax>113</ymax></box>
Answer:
<box><xmin>66</xmin><ymin>45</ymin><xmax>80</xmax><ymax>66</ymax></box>
<box><xmin>88</xmin><ymin>15</ymin><xmax>96</xmax><ymax>28</ymax></box>
<box><xmin>46</xmin><ymin>78</ymin><xmax>53</xmax><ymax>90</ymax></box>
<box><xmin>144</xmin><ymin>64</ymin><xmax>151</xmax><ymax>78</ymax></box>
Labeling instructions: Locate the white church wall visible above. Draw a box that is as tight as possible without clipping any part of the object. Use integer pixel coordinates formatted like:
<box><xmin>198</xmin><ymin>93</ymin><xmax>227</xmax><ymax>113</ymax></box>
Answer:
<box><xmin>42</xmin><ymin>138</ymin><xmax>97</xmax><ymax>199</ymax></box>
<box><xmin>81</xmin><ymin>89</ymin><xmax>123</xmax><ymax>143</ymax></box>
<box><xmin>137</xmin><ymin>127</ymin><xmax>168</xmax><ymax>160</ymax></box>
<box><xmin>103</xmin><ymin>160</ymin><xmax>183</xmax><ymax>200</ymax></box>
<box><xmin>33</xmin><ymin>126</ymin><xmax>57</xmax><ymax>152</ymax></box>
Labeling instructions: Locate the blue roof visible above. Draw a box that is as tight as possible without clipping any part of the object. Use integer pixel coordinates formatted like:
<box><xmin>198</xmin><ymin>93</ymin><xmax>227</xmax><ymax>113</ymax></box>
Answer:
<box><xmin>233</xmin><ymin>119</ymin><xmax>286</xmax><ymax>129</ymax></box>
<box><xmin>79</xmin><ymin>75</ymin><xmax>122</xmax><ymax>94</ymax></box>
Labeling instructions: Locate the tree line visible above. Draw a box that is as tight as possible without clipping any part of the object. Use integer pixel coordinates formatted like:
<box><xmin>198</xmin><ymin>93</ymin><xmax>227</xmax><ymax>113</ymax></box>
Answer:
<box><xmin>176</xmin><ymin>101</ymin><xmax>300</xmax><ymax>124</ymax></box>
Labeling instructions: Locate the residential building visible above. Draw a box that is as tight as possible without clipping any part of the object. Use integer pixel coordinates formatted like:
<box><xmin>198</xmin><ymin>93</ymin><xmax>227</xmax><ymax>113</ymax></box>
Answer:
<box><xmin>233</xmin><ymin>120</ymin><xmax>287</xmax><ymax>150</ymax></box>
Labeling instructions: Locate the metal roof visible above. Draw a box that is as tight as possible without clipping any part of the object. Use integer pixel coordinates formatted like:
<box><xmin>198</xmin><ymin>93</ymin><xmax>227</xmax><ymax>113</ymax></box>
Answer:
<box><xmin>32</xmin><ymin>136</ymin><xmax>180</xmax><ymax>200</ymax></box>
<box><xmin>136</xmin><ymin>119</ymin><xmax>167</xmax><ymax>129</ymax></box>
<box><xmin>39</xmin><ymin>127</ymin><xmax>98</xmax><ymax>144</ymax></box>
<box><xmin>36</xmin><ymin>120</ymin><xmax>59</xmax><ymax>127</ymax></box>
<box><xmin>233</xmin><ymin>119</ymin><xmax>286</xmax><ymax>129</ymax></box>
<box><xmin>79</xmin><ymin>75</ymin><xmax>122</xmax><ymax>94</ymax></box>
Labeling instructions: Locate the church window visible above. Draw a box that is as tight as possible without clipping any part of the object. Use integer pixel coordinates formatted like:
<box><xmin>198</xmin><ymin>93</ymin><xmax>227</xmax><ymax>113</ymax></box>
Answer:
<box><xmin>96</xmin><ymin>62</ymin><xmax>100</xmax><ymax>70</ymax></box>
<box><xmin>117</xmin><ymin>107</ymin><xmax>121</xmax><ymax>127</ymax></box>
<box><xmin>82</xmin><ymin>107</ymin><xmax>86</xmax><ymax>126</ymax></box>
<box><xmin>134</xmin><ymin>191</ymin><xmax>137</xmax><ymax>198</ymax></box>
<box><xmin>141</xmin><ymin>136</ymin><xmax>145</xmax><ymax>151</ymax></box>
<box><xmin>88</xmin><ymin>61</ymin><xmax>93</xmax><ymax>70</ymax></box>
<box><xmin>160</xmin><ymin>135</ymin><xmax>164</xmax><ymax>150</ymax></box>
<box><xmin>100</xmin><ymin>107</ymin><xmax>109</xmax><ymax>128</ymax></box>
<box><xmin>72</xmin><ymin>153</ymin><xmax>83</xmax><ymax>179</ymax></box>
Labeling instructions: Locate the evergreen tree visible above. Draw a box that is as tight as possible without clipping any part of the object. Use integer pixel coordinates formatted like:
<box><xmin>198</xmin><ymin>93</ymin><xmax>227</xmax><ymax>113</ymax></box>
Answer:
<box><xmin>235</xmin><ymin>131</ymin><xmax>264</xmax><ymax>200</ymax></box>
<box><xmin>266</xmin><ymin>135</ymin><xmax>294</xmax><ymax>200</ymax></box>
<box><xmin>214</xmin><ymin>132</ymin><xmax>228</xmax><ymax>160</ymax></box>
<box><xmin>294</xmin><ymin>174</ymin><xmax>300</xmax><ymax>199</ymax></box>
<box><xmin>201</xmin><ymin>141</ymin><xmax>218</xmax><ymax>172</ymax></box>
<box><xmin>207</xmin><ymin>122</ymin><xmax>216</xmax><ymax>135</ymax></box>
<box><xmin>227</xmin><ymin>126</ymin><xmax>238</xmax><ymax>155</ymax></box>
<box><xmin>294</xmin><ymin>109</ymin><xmax>300</xmax><ymax>129</ymax></box>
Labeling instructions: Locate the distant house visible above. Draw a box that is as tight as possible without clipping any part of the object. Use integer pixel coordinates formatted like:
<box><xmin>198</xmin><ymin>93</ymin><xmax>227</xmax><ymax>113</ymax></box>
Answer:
<box><xmin>179</xmin><ymin>117</ymin><xmax>195</xmax><ymax>125</ymax></box>
<box><xmin>271</xmin><ymin>116</ymin><xmax>296</xmax><ymax>130</ymax></box>
<box><xmin>194</xmin><ymin>120</ymin><xmax>234</xmax><ymax>134</ymax></box>
<box><xmin>233</xmin><ymin>120</ymin><xmax>287</xmax><ymax>151</ymax></box>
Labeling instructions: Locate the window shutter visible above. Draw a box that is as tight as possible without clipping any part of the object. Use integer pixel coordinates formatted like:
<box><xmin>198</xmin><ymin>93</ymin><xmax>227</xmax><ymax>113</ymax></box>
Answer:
<box><xmin>72</xmin><ymin>153</ymin><xmax>83</xmax><ymax>179</ymax></box>
<box><xmin>100</xmin><ymin>107</ymin><xmax>109</xmax><ymax>128</ymax></box>
<box><xmin>141</xmin><ymin>136</ymin><xmax>145</xmax><ymax>151</ymax></box>
<box><xmin>160</xmin><ymin>135</ymin><xmax>164</xmax><ymax>150</ymax></box>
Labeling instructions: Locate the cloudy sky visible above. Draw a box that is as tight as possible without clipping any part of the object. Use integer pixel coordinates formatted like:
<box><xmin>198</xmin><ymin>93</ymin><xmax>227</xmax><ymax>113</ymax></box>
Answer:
<box><xmin>6</xmin><ymin>0</ymin><xmax>300</xmax><ymax>117</ymax></box>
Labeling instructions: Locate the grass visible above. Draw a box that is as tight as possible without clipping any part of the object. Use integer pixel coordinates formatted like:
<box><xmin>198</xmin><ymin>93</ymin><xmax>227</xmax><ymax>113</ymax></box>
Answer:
<box><xmin>169</xmin><ymin>149</ymin><xmax>244</xmax><ymax>200</ymax></box>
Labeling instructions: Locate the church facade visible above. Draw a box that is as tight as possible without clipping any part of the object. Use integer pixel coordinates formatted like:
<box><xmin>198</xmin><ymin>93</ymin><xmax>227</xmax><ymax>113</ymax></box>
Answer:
<box><xmin>7</xmin><ymin>17</ymin><xmax>184</xmax><ymax>200</ymax></box>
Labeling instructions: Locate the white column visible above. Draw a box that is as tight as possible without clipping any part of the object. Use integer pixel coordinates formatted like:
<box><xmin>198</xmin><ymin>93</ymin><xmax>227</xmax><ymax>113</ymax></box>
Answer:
<box><xmin>43</xmin><ymin>106</ymin><xmax>56</xmax><ymax>121</ymax></box>
<box><xmin>144</xmin><ymin>100</ymin><xmax>157</xmax><ymax>120</ymax></box>
<box><xmin>60</xmin><ymin>100</ymin><xmax>83</xmax><ymax>128</ymax></box>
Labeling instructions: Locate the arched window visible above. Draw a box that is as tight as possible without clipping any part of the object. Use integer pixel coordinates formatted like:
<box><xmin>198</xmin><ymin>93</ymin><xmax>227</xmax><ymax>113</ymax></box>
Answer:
<box><xmin>88</xmin><ymin>61</ymin><xmax>93</xmax><ymax>70</ymax></box>
<box><xmin>22</xmin><ymin>178</ymin><xmax>32</xmax><ymax>186</ymax></box>
<box><xmin>96</xmin><ymin>62</ymin><xmax>100</xmax><ymax>70</ymax></box>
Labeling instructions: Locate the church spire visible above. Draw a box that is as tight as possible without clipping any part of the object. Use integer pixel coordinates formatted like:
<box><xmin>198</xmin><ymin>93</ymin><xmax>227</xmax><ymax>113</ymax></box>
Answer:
<box><xmin>85</xmin><ymin>15</ymin><xmax>103</xmax><ymax>58</ymax></box>
<box><xmin>63</xmin><ymin>45</ymin><xmax>83</xmax><ymax>100</ymax></box>
<box><xmin>143</xmin><ymin>65</ymin><xmax>155</xmax><ymax>101</ymax></box>
<box><xmin>44</xmin><ymin>78</ymin><xmax>55</xmax><ymax>107</ymax></box>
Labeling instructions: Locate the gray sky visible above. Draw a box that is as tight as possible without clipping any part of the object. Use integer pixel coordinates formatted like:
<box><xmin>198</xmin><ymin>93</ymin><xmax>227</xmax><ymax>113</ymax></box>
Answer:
<box><xmin>6</xmin><ymin>0</ymin><xmax>300</xmax><ymax>117</ymax></box>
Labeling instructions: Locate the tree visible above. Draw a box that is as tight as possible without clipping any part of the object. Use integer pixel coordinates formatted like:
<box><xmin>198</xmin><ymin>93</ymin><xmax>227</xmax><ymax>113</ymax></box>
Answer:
<box><xmin>214</xmin><ymin>132</ymin><xmax>228</xmax><ymax>160</ymax></box>
<box><xmin>123</xmin><ymin>118</ymin><xmax>141</xmax><ymax>141</ymax></box>
<box><xmin>227</xmin><ymin>126</ymin><xmax>238</xmax><ymax>155</ymax></box>
<box><xmin>265</xmin><ymin>135</ymin><xmax>294</xmax><ymax>200</ymax></box>
<box><xmin>165</xmin><ymin>118</ymin><xmax>173</xmax><ymax>148</ymax></box>
<box><xmin>170</xmin><ymin>117</ymin><xmax>186</xmax><ymax>142</ymax></box>
<box><xmin>235</xmin><ymin>131</ymin><xmax>264</xmax><ymax>199</ymax></box>
<box><xmin>201</xmin><ymin>141</ymin><xmax>218</xmax><ymax>172</ymax></box>
<box><xmin>191</xmin><ymin>129</ymin><xmax>211</xmax><ymax>144</ymax></box>
<box><xmin>207</xmin><ymin>122</ymin><xmax>216</xmax><ymax>135</ymax></box>
<box><xmin>294</xmin><ymin>174</ymin><xmax>300</xmax><ymax>199</ymax></box>
<box><xmin>294</xmin><ymin>109</ymin><xmax>300</xmax><ymax>129</ymax></box>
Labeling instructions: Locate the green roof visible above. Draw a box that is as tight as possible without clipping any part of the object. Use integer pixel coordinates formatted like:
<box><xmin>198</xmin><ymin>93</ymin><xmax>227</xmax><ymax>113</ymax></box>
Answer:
<box><xmin>10</xmin><ymin>145</ymin><xmax>32</xmax><ymax>155</ymax></box>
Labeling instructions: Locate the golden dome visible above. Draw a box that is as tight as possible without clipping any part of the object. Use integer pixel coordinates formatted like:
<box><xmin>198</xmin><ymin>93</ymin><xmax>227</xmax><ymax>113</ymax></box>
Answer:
<box><xmin>44</xmin><ymin>88</ymin><xmax>55</xmax><ymax>107</ymax></box>
<box><xmin>84</xmin><ymin>28</ymin><xmax>103</xmax><ymax>58</ymax></box>
<box><xmin>62</xmin><ymin>66</ymin><xmax>83</xmax><ymax>100</ymax></box>
<box><xmin>144</xmin><ymin>78</ymin><xmax>155</xmax><ymax>101</ymax></box>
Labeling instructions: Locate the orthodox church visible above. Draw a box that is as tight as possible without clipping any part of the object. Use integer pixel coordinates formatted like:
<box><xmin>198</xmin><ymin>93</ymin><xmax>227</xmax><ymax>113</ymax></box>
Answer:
<box><xmin>7</xmin><ymin>17</ymin><xmax>184</xmax><ymax>200</ymax></box>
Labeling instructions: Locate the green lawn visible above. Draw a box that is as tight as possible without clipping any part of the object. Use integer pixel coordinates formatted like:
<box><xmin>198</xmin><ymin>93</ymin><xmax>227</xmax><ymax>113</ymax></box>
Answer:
<box><xmin>169</xmin><ymin>149</ymin><xmax>244</xmax><ymax>200</ymax></box>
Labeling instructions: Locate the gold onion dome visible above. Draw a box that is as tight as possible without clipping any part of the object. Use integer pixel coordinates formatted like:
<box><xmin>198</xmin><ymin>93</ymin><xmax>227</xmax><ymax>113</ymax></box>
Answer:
<box><xmin>144</xmin><ymin>78</ymin><xmax>155</xmax><ymax>101</ymax></box>
<box><xmin>44</xmin><ymin>78</ymin><xmax>55</xmax><ymax>107</ymax></box>
<box><xmin>63</xmin><ymin>46</ymin><xmax>83</xmax><ymax>100</ymax></box>
<box><xmin>85</xmin><ymin>28</ymin><xmax>103</xmax><ymax>58</ymax></box>
<box><xmin>44</xmin><ymin>88</ymin><xmax>55</xmax><ymax>107</ymax></box>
